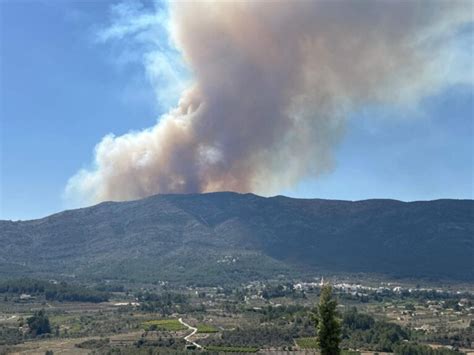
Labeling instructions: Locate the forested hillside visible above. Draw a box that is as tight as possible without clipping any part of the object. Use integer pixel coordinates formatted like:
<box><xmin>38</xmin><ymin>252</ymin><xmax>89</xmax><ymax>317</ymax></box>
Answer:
<box><xmin>1</xmin><ymin>192</ymin><xmax>472</xmax><ymax>284</ymax></box>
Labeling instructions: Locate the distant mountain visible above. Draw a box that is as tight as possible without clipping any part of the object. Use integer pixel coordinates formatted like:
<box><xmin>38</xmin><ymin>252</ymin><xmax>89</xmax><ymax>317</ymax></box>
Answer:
<box><xmin>1</xmin><ymin>192</ymin><xmax>473</xmax><ymax>284</ymax></box>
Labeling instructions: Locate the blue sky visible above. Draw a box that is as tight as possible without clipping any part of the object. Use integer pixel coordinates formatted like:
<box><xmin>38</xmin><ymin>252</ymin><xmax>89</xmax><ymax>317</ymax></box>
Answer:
<box><xmin>0</xmin><ymin>1</ymin><xmax>473</xmax><ymax>220</ymax></box>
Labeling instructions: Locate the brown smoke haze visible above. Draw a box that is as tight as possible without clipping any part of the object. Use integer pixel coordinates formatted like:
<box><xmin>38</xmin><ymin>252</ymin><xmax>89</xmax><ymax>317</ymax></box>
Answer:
<box><xmin>66</xmin><ymin>0</ymin><xmax>472</xmax><ymax>205</ymax></box>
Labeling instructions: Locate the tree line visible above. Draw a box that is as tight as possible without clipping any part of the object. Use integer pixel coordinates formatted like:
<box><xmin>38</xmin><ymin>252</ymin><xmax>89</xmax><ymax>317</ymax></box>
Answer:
<box><xmin>0</xmin><ymin>279</ymin><xmax>110</xmax><ymax>303</ymax></box>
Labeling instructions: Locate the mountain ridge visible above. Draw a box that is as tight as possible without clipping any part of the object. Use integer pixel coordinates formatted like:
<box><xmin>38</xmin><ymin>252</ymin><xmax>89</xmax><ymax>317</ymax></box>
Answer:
<box><xmin>1</xmin><ymin>192</ymin><xmax>473</xmax><ymax>284</ymax></box>
<box><xmin>5</xmin><ymin>191</ymin><xmax>472</xmax><ymax>223</ymax></box>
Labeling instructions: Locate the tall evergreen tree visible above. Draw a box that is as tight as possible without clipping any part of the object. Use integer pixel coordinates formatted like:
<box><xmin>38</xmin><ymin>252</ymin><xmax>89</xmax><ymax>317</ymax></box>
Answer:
<box><xmin>315</xmin><ymin>284</ymin><xmax>341</xmax><ymax>355</ymax></box>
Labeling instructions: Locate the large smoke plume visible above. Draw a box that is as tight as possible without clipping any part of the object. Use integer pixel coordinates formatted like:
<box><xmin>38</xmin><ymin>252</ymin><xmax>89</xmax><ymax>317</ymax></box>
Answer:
<box><xmin>66</xmin><ymin>0</ymin><xmax>472</xmax><ymax>204</ymax></box>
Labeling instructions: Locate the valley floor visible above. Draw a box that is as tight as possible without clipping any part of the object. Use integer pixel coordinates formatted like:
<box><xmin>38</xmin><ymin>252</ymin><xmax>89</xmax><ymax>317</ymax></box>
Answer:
<box><xmin>1</xmin><ymin>277</ymin><xmax>473</xmax><ymax>354</ymax></box>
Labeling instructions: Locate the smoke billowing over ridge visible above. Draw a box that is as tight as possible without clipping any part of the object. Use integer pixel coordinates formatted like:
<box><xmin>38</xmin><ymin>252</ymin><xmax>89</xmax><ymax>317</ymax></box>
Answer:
<box><xmin>66</xmin><ymin>0</ymin><xmax>473</xmax><ymax>205</ymax></box>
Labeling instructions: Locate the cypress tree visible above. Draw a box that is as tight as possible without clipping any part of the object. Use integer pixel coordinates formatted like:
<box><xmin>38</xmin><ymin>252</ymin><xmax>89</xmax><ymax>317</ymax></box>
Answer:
<box><xmin>315</xmin><ymin>284</ymin><xmax>341</xmax><ymax>355</ymax></box>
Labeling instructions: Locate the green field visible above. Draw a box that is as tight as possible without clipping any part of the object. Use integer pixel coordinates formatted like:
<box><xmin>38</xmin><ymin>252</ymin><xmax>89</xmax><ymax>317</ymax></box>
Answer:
<box><xmin>142</xmin><ymin>319</ymin><xmax>186</xmax><ymax>331</ymax></box>
<box><xmin>205</xmin><ymin>345</ymin><xmax>259</xmax><ymax>352</ymax></box>
<box><xmin>295</xmin><ymin>337</ymin><xmax>318</xmax><ymax>349</ymax></box>
<box><xmin>196</xmin><ymin>324</ymin><xmax>219</xmax><ymax>333</ymax></box>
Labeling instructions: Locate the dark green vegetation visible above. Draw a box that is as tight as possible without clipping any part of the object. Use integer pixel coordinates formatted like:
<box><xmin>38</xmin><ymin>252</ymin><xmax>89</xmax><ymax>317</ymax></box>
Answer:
<box><xmin>341</xmin><ymin>307</ymin><xmax>408</xmax><ymax>352</ymax></box>
<box><xmin>0</xmin><ymin>279</ymin><xmax>110</xmax><ymax>303</ymax></box>
<box><xmin>315</xmin><ymin>285</ymin><xmax>341</xmax><ymax>355</ymax></box>
<box><xmin>27</xmin><ymin>310</ymin><xmax>51</xmax><ymax>337</ymax></box>
<box><xmin>1</xmin><ymin>192</ymin><xmax>473</xmax><ymax>283</ymax></box>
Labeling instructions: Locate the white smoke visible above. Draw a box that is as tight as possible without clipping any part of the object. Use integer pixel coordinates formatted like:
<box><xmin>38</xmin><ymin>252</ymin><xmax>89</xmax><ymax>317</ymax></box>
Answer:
<box><xmin>66</xmin><ymin>0</ymin><xmax>473</xmax><ymax>205</ymax></box>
